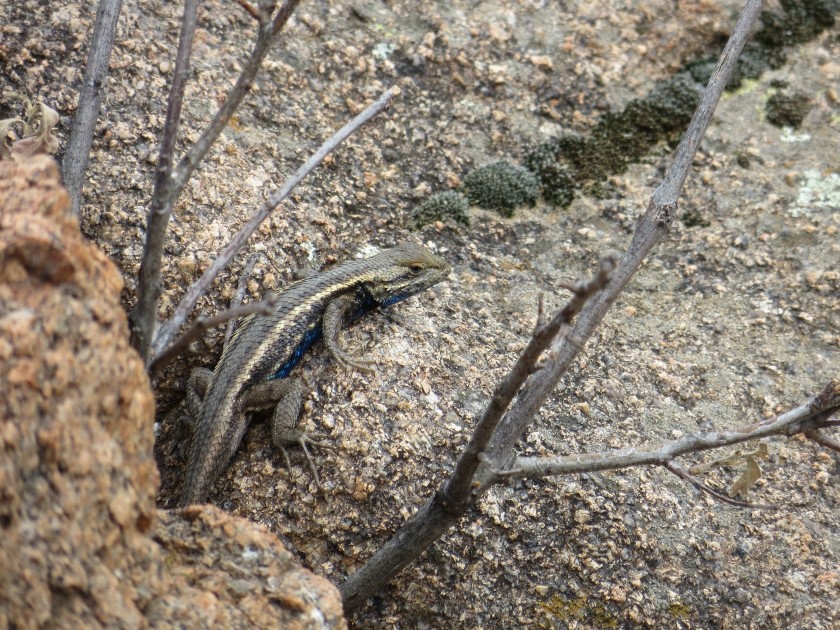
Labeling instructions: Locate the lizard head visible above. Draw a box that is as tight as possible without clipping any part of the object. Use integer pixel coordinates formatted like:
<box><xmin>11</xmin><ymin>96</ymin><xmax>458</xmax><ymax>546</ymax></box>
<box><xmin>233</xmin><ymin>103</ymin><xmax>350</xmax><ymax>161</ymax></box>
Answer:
<box><xmin>364</xmin><ymin>242</ymin><xmax>451</xmax><ymax>308</ymax></box>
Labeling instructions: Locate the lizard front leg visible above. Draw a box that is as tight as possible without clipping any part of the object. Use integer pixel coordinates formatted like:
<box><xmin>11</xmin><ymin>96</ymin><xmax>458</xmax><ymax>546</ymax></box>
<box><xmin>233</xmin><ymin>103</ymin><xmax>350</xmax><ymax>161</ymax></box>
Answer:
<box><xmin>323</xmin><ymin>293</ymin><xmax>377</xmax><ymax>373</ymax></box>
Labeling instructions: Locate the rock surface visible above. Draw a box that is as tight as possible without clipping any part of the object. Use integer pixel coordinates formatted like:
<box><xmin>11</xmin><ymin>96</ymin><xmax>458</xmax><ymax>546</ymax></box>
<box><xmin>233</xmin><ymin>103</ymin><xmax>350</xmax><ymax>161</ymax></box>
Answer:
<box><xmin>3</xmin><ymin>0</ymin><xmax>838</xmax><ymax>627</ymax></box>
<box><xmin>0</xmin><ymin>156</ymin><xmax>344</xmax><ymax>629</ymax></box>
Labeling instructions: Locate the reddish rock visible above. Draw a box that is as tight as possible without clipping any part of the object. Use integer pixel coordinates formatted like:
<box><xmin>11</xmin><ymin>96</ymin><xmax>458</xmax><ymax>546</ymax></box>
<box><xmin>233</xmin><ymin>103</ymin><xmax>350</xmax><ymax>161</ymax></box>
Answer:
<box><xmin>0</xmin><ymin>156</ymin><xmax>345</xmax><ymax>629</ymax></box>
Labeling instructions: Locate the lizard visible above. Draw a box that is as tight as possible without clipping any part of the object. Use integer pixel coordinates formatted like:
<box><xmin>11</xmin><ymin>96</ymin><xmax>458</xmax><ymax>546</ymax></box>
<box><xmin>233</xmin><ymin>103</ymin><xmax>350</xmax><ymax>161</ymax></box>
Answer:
<box><xmin>178</xmin><ymin>242</ymin><xmax>450</xmax><ymax>506</ymax></box>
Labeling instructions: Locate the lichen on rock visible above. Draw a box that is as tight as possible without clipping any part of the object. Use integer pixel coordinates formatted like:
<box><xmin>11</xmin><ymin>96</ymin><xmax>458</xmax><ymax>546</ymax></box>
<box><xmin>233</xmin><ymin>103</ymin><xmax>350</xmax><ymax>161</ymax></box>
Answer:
<box><xmin>462</xmin><ymin>160</ymin><xmax>540</xmax><ymax>217</ymax></box>
<box><xmin>413</xmin><ymin>190</ymin><xmax>470</xmax><ymax>228</ymax></box>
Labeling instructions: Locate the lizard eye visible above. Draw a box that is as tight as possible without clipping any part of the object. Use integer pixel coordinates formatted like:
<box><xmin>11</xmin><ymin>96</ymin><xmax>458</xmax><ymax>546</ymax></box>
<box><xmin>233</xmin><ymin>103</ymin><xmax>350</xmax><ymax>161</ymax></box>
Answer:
<box><xmin>408</xmin><ymin>263</ymin><xmax>424</xmax><ymax>275</ymax></box>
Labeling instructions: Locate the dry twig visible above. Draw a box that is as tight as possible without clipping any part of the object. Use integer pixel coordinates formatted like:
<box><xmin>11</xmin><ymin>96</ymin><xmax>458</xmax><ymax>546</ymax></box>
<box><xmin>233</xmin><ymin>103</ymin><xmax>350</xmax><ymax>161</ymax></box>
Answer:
<box><xmin>805</xmin><ymin>429</ymin><xmax>840</xmax><ymax>453</ymax></box>
<box><xmin>148</xmin><ymin>86</ymin><xmax>400</xmax><ymax>364</ymax></box>
<box><xmin>130</xmin><ymin>0</ymin><xmax>302</xmax><ymax>359</ymax></box>
<box><xmin>148</xmin><ymin>297</ymin><xmax>277</xmax><ymax>375</ymax></box>
<box><xmin>494</xmin><ymin>379</ymin><xmax>838</xmax><ymax>482</ymax></box>
<box><xmin>61</xmin><ymin>0</ymin><xmax>123</xmax><ymax>216</ymax></box>
<box><xmin>130</xmin><ymin>0</ymin><xmax>202</xmax><ymax>357</ymax></box>
<box><xmin>339</xmin><ymin>255</ymin><xmax>618</xmax><ymax>608</ymax></box>
<box><xmin>663</xmin><ymin>462</ymin><xmax>775</xmax><ymax>510</ymax></box>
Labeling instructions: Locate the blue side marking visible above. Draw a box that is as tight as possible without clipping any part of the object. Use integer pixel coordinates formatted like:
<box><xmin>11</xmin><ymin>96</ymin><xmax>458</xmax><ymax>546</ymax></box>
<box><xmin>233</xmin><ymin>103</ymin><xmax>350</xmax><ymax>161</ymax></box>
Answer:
<box><xmin>380</xmin><ymin>293</ymin><xmax>408</xmax><ymax>308</ymax></box>
<box><xmin>273</xmin><ymin>326</ymin><xmax>322</xmax><ymax>379</ymax></box>
<box><xmin>271</xmin><ymin>287</ymin><xmax>411</xmax><ymax>379</ymax></box>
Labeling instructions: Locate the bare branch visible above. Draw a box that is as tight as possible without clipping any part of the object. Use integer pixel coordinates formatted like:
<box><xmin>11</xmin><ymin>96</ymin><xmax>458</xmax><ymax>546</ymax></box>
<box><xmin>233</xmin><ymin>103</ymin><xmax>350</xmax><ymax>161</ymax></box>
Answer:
<box><xmin>473</xmin><ymin>0</ymin><xmax>766</xmax><ymax>491</ymax></box>
<box><xmin>663</xmin><ymin>462</ymin><xmax>776</xmax><ymax>510</ymax></box>
<box><xmin>339</xmin><ymin>2</ymin><xmax>769</xmax><ymax>612</ymax></box>
<box><xmin>493</xmin><ymin>379</ymin><xmax>839</xmax><ymax>480</ymax></box>
<box><xmin>225</xmin><ymin>253</ymin><xmax>259</xmax><ymax>346</ymax></box>
<box><xmin>171</xmin><ymin>0</ymin><xmax>302</xmax><ymax>198</ymax></box>
<box><xmin>441</xmin><ymin>255</ymin><xmax>616</xmax><ymax>510</ymax></box>
<box><xmin>149</xmin><ymin>86</ymin><xmax>401</xmax><ymax>362</ymax></box>
<box><xmin>805</xmin><ymin>429</ymin><xmax>840</xmax><ymax>453</ymax></box>
<box><xmin>130</xmin><ymin>0</ymin><xmax>302</xmax><ymax>360</ymax></box>
<box><xmin>61</xmin><ymin>0</ymin><xmax>123</xmax><ymax>216</ymax></box>
<box><xmin>130</xmin><ymin>0</ymin><xmax>200</xmax><ymax>358</ymax></box>
<box><xmin>149</xmin><ymin>298</ymin><xmax>276</xmax><ymax>375</ymax></box>
<box><xmin>339</xmin><ymin>256</ymin><xmax>615</xmax><ymax>609</ymax></box>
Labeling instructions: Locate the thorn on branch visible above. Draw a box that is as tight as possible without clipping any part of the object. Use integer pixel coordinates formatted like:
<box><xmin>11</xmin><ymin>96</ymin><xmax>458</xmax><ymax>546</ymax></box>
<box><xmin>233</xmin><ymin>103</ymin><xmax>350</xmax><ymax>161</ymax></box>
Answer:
<box><xmin>535</xmin><ymin>293</ymin><xmax>546</xmax><ymax>331</ymax></box>
<box><xmin>225</xmin><ymin>253</ymin><xmax>259</xmax><ymax>346</ymax></box>
<box><xmin>556</xmin><ymin>254</ymin><xmax>618</xmax><ymax>301</ymax></box>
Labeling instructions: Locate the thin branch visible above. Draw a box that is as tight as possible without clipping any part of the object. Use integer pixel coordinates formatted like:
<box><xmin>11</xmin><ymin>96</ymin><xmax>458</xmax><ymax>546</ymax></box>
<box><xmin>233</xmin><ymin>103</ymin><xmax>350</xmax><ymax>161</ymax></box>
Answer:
<box><xmin>805</xmin><ymin>429</ymin><xmax>840</xmax><ymax>453</ymax></box>
<box><xmin>130</xmin><ymin>0</ymin><xmax>302</xmax><ymax>360</ymax></box>
<box><xmin>474</xmin><ymin>0</ymin><xmax>766</xmax><ymax>490</ymax></box>
<box><xmin>339</xmin><ymin>256</ymin><xmax>615</xmax><ymax>608</ymax></box>
<box><xmin>61</xmin><ymin>0</ymin><xmax>124</xmax><ymax>216</ymax></box>
<box><xmin>225</xmin><ymin>253</ymin><xmax>259</xmax><ymax>346</ymax></box>
<box><xmin>149</xmin><ymin>86</ymin><xmax>401</xmax><ymax>362</ymax></box>
<box><xmin>129</xmin><ymin>0</ymin><xmax>200</xmax><ymax>358</ymax></box>
<box><xmin>495</xmin><ymin>379</ymin><xmax>839</xmax><ymax>480</ymax></box>
<box><xmin>149</xmin><ymin>298</ymin><xmax>277</xmax><ymax>374</ymax></box>
<box><xmin>170</xmin><ymin>0</ymin><xmax>302</xmax><ymax>198</ymax></box>
<box><xmin>663</xmin><ymin>462</ymin><xmax>776</xmax><ymax>510</ymax></box>
<box><xmin>441</xmin><ymin>255</ymin><xmax>616</xmax><ymax>510</ymax></box>
<box><xmin>339</xmin><ymin>2</ymin><xmax>766</xmax><ymax>612</ymax></box>
<box><xmin>235</xmin><ymin>0</ymin><xmax>261</xmax><ymax>21</ymax></box>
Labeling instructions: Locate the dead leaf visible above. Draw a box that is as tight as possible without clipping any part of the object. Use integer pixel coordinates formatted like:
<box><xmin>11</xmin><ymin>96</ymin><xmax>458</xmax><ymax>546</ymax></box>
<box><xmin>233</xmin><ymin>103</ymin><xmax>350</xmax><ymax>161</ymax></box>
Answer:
<box><xmin>728</xmin><ymin>456</ymin><xmax>762</xmax><ymax>498</ymax></box>
<box><xmin>2</xmin><ymin>100</ymin><xmax>60</xmax><ymax>161</ymax></box>
<box><xmin>0</xmin><ymin>117</ymin><xmax>25</xmax><ymax>161</ymax></box>
<box><xmin>689</xmin><ymin>442</ymin><xmax>768</xmax><ymax>475</ymax></box>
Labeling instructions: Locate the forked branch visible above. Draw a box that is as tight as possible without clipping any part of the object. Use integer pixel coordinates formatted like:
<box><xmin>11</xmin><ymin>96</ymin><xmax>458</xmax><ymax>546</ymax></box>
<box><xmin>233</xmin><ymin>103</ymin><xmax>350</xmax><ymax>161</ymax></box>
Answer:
<box><xmin>130</xmin><ymin>0</ymin><xmax>302</xmax><ymax>359</ymax></box>
<box><xmin>493</xmin><ymin>379</ymin><xmax>838</xmax><ymax>482</ymax></box>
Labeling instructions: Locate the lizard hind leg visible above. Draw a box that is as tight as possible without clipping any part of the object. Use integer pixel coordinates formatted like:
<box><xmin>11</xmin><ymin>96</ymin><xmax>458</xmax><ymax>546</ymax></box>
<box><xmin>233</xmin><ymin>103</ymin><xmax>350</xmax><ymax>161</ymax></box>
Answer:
<box><xmin>172</xmin><ymin>367</ymin><xmax>214</xmax><ymax>459</ymax></box>
<box><xmin>242</xmin><ymin>376</ymin><xmax>335</xmax><ymax>494</ymax></box>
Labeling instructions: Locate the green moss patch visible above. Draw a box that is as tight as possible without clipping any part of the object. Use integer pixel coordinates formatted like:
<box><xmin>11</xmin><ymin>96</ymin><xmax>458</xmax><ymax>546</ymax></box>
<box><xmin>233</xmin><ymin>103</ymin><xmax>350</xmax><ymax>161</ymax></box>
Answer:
<box><xmin>412</xmin><ymin>190</ymin><xmax>470</xmax><ymax>229</ymax></box>
<box><xmin>462</xmin><ymin>160</ymin><xmax>540</xmax><ymax>217</ymax></box>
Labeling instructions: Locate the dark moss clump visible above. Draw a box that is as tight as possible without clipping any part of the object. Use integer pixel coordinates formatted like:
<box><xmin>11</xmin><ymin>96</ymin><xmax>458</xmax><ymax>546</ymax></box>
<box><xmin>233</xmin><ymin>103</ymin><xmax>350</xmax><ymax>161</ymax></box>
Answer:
<box><xmin>688</xmin><ymin>1</ymin><xmax>837</xmax><ymax>89</ymax></box>
<box><xmin>681</xmin><ymin>207</ymin><xmax>711</xmax><ymax>228</ymax></box>
<box><xmin>539</xmin><ymin>163</ymin><xmax>575</xmax><ymax>208</ymax></box>
<box><xmin>552</xmin><ymin>73</ymin><xmax>702</xmax><ymax>184</ymax></box>
<box><xmin>553</xmin><ymin>133</ymin><xmax>609</xmax><ymax>182</ymax></box>
<box><xmin>630</xmin><ymin>72</ymin><xmax>703</xmax><ymax>136</ymax></box>
<box><xmin>523</xmin><ymin>139</ymin><xmax>576</xmax><ymax>209</ymax></box>
<box><xmin>412</xmin><ymin>190</ymin><xmax>470</xmax><ymax>229</ymax></box>
<box><xmin>756</xmin><ymin>0</ymin><xmax>837</xmax><ymax>48</ymax></box>
<box><xmin>462</xmin><ymin>160</ymin><xmax>539</xmax><ymax>217</ymax></box>
<box><xmin>765</xmin><ymin>91</ymin><xmax>811</xmax><ymax>128</ymax></box>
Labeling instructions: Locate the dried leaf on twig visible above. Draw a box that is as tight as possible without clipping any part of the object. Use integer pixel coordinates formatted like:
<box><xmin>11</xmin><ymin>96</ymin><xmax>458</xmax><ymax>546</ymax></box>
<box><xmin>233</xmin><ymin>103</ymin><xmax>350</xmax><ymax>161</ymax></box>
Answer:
<box><xmin>688</xmin><ymin>442</ymin><xmax>769</xmax><ymax>475</ymax></box>
<box><xmin>728</xmin><ymin>456</ymin><xmax>762</xmax><ymax>498</ymax></box>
